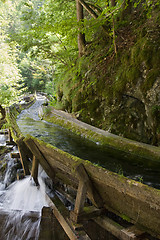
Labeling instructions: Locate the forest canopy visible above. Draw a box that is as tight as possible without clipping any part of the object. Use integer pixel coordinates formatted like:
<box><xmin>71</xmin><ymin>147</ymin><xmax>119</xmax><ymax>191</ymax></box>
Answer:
<box><xmin>0</xmin><ymin>0</ymin><xmax>160</xmax><ymax>145</ymax></box>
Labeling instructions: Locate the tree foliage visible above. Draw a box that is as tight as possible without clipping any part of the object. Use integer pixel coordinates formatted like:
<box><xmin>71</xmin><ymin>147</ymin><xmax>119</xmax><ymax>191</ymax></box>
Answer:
<box><xmin>0</xmin><ymin>1</ymin><xmax>23</xmax><ymax>107</ymax></box>
<box><xmin>0</xmin><ymin>0</ymin><xmax>159</xmax><ymax>102</ymax></box>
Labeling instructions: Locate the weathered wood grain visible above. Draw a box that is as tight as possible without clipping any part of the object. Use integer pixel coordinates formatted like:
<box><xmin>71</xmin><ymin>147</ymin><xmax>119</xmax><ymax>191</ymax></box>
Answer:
<box><xmin>24</xmin><ymin>136</ymin><xmax>160</xmax><ymax>238</ymax></box>
<box><xmin>25</xmin><ymin>138</ymin><xmax>55</xmax><ymax>180</ymax></box>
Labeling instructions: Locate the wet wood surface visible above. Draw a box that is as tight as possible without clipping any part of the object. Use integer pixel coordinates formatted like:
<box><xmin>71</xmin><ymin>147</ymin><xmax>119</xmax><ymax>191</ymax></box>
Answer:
<box><xmin>24</xmin><ymin>136</ymin><xmax>160</xmax><ymax>238</ymax></box>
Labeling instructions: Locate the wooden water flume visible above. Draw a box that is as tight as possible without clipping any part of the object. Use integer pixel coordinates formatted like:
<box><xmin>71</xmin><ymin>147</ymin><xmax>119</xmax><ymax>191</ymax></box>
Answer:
<box><xmin>5</xmin><ymin>104</ymin><xmax>160</xmax><ymax>240</ymax></box>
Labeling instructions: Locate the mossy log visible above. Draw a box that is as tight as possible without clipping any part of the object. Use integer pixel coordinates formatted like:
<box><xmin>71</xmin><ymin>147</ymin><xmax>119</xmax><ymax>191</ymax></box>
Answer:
<box><xmin>24</xmin><ymin>136</ymin><xmax>160</xmax><ymax>238</ymax></box>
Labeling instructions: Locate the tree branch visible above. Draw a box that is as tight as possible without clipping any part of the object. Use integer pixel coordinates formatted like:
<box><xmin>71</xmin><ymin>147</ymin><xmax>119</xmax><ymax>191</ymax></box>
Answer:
<box><xmin>78</xmin><ymin>0</ymin><xmax>99</xmax><ymax>19</ymax></box>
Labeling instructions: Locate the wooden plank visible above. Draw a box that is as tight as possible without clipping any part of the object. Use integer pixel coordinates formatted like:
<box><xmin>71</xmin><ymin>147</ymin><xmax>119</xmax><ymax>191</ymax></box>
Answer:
<box><xmin>31</xmin><ymin>156</ymin><xmax>39</xmax><ymax>186</ymax></box>
<box><xmin>74</xmin><ymin>180</ymin><xmax>87</xmax><ymax>215</ymax></box>
<box><xmin>25</xmin><ymin>137</ymin><xmax>160</xmax><ymax>237</ymax></box>
<box><xmin>16</xmin><ymin>137</ymin><xmax>33</xmax><ymax>159</ymax></box>
<box><xmin>70</xmin><ymin>180</ymin><xmax>87</xmax><ymax>223</ymax></box>
<box><xmin>8</xmin><ymin>129</ymin><xmax>13</xmax><ymax>142</ymax></box>
<box><xmin>38</xmin><ymin>207</ymin><xmax>54</xmax><ymax>240</ymax></box>
<box><xmin>71</xmin><ymin>206</ymin><xmax>104</xmax><ymax>223</ymax></box>
<box><xmin>121</xmin><ymin>225</ymin><xmax>145</xmax><ymax>240</ymax></box>
<box><xmin>6</xmin><ymin>140</ymin><xmax>17</xmax><ymax>146</ymax></box>
<box><xmin>16</xmin><ymin>138</ymin><xmax>30</xmax><ymax>175</ymax></box>
<box><xmin>76</xmin><ymin>164</ymin><xmax>103</xmax><ymax>209</ymax></box>
<box><xmin>45</xmin><ymin>194</ymin><xmax>91</xmax><ymax>240</ymax></box>
<box><xmin>25</xmin><ymin>138</ymin><xmax>55</xmax><ymax>180</ymax></box>
<box><xmin>94</xmin><ymin>216</ymin><xmax>127</xmax><ymax>239</ymax></box>
<box><xmin>94</xmin><ymin>216</ymin><xmax>146</xmax><ymax>240</ymax></box>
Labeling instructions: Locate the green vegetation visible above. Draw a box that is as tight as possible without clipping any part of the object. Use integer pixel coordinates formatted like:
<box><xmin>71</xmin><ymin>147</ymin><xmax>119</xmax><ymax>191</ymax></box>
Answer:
<box><xmin>0</xmin><ymin>0</ymin><xmax>159</xmax><ymax>145</ymax></box>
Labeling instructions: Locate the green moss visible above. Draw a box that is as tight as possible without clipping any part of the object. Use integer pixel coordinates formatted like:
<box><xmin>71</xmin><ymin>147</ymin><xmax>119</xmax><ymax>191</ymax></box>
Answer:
<box><xmin>121</xmin><ymin>214</ymin><xmax>131</xmax><ymax>222</ymax></box>
<box><xmin>43</xmin><ymin>109</ymin><xmax>160</xmax><ymax>169</ymax></box>
<box><xmin>141</xmin><ymin>68</ymin><xmax>159</xmax><ymax>93</ymax></box>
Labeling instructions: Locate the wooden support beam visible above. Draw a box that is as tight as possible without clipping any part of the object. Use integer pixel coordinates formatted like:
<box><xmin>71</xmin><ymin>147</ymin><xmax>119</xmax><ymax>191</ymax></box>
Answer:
<box><xmin>76</xmin><ymin>163</ymin><xmax>103</xmax><ymax>208</ymax></box>
<box><xmin>45</xmin><ymin>194</ymin><xmax>91</xmax><ymax>240</ymax></box>
<box><xmin>16</xmin><ymin>137</ymin><xmax>33</xmax><ymax>159</ymax></box>
<box><xmin>94</xmin><ymin>216</ymin><xmax>146</xmax><ymax>240</ymax></box>
<box><xmin>74</xmin><ymin>180</ymin><xmax>87</xmax><ymax>216</ymax></box>
<box><xmin>71</xmin><ymin>206</ymin><xmax>104</xmax><ymax>223</ymax></box>
<box><xmin>16</xmin><ymin>138</ymin><xmax>30</xmax><ymax>176</ymax></box>
<box><xmin>70</xmin><ymin>163</ymin><xmax>103</xmax><ymax>223</ymax></box>
<box><xmin>25</xmin><ymin>138</ymin><xmax>55</xmax><ymax>180</ymax></box>
<box><xmin>31</xmin><ymin>156</ymin><xmax>39</xmax><ymax>186</ymax></box>
<box><xmin>70</xmin><ymin>180</ymin><xmax>87</xmax><ymax>223</ymax></box>
<box><xmin>8</xmin><ymin>129</ymin><xmax>13</xmax><ymax>142</ymax></box>
<box><xmin>121</xmin><ymin>225</ymin><xmax>146</xmax><ymax>240</ymax></box>
<box><xmin>39</xmin><ymin>207</ymin><xmax>54</xmax><ymax>240</ymax></box>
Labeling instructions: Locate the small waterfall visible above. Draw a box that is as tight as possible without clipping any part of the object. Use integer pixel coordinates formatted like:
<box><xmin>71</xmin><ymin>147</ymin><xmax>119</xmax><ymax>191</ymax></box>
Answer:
<box><xmin>3</xmin><ymin>176</ymin><xmax>48</xmax><ymax>211</ymax></box>
<box><xmin>0</xmin><ymin>174</ymin><xmax>49</xmax><ymax>239</ymax></box>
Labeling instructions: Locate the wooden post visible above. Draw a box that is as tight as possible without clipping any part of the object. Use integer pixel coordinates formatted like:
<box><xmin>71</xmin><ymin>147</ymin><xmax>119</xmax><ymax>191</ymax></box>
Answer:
<box><xmin>16</xmin><ymin>138</ymin><xmax>30</xmax><ymax>176</ymax></box>
<box><xmin>45</xmin><ymin>194</ymin><xmax>91</xmax><ymax>240</ymax></box>
<box><xmin>39</xmin><ymin>207</ymin><xmax>54</xmax><ymax>240</ymax></box>
<box><xmin>76</xmin><ymin>164</ymin><xmax>103</xmax><ymax>208</ymax></box>
<box><xmin>31</xmin><ymin>156</ymin><xmax>39</xmax><ymax>186</ymax></box>
<box><xmin>25</xmin><ymin>138</ymin><xmax>55</xmax><ymax>180</ymax></box>
<box><xmin>8</xmin><ymin>129</ymin><xmax>13</xmax><ymax>142</ymax></box>
<box><xmin>70</xmin><ymin>163</ymin><xmax>103</xmax><ymax>223</ymax></box>
<box><xmin>70</xmin><ymin>180</ymin><xmax>87</xmax><ymax>223</ymax></box>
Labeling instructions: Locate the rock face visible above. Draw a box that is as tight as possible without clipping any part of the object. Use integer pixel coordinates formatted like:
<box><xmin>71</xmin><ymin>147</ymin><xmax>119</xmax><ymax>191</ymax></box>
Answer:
<box><xmin>54</xmin><ymin>6</ymin><xmax>160</xmax><ymax>146</ymax></box>
<box><xmin>102</xmin><ymin>77</ymin><xmax>160</xmax><ymax>145</ymax></box>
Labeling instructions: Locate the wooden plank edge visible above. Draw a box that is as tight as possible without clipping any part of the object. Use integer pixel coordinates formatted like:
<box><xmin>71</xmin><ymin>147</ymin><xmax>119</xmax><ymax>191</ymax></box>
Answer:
<box><xmin>45</xmin><ymin>194</ymin><xmax>91</xmax><ymax>240</ymax></box>
<box><xmin>94</xmin><ymin>216</ymin><xmax>147</xmax><ymax>240</ymax></box>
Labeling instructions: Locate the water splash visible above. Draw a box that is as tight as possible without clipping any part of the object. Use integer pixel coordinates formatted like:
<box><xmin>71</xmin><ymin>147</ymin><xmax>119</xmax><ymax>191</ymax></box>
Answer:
<box><xmin>0</xmin><ymin>176</ymin><xmax>48</xmax><ymax>239</ymax></box>
<box><xmin>3</xmin><ymin>177</ymin><xmax>48</xmax><ymax>211</ymax></box>
<box><xmin>2</xmin><ymin>210</ymin><xmax>41</xmax><ymax>240</ymax></box>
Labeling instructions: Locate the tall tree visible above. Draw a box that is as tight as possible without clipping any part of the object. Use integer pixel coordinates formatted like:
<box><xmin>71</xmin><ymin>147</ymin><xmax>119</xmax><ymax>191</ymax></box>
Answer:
<box><xmin>76</xmin><ymin>0</ymin><xmax>86</xmax><ymax>57</ymax></box>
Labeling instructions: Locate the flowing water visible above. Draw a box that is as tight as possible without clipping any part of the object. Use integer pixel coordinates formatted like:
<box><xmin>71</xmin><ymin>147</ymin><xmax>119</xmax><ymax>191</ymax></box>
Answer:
<box><xmin>0</xmin><ymin>94</ymin><xmax>160</xmax><ymax>239</ymax></box>
<box><xmin>0</xmin><ymin>169</ymin><xmax>49</xmax><ymax>239</ymax></box>
<box><xmin>0</xmin><ymin>130</ymin><xmax>49</xmax><ymax>239</ymax></box>
<box><xmin>17</xmin><ymin>95</ymin><xmax>160</xmax><ymax>189</ymax></box>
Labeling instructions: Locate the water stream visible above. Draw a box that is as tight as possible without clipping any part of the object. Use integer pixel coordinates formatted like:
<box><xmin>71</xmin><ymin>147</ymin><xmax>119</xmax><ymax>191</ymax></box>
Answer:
<box><xmin>0</xmin><ymin>94</ymin><xmax>160</xmax><ymax>239</ymax></box>
<box><xmin>0</xmin><ymin>130</ymin><xmax>49</xmax><ymax>239</ymax></box>
<box><xmin>17</xmin><ymin>95</ymin><xmax>160</xmax><ymax>189</ymax></box>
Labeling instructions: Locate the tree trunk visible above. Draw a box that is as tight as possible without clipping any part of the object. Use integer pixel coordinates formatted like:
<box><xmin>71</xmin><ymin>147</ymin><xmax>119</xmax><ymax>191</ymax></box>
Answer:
<box><xmin>111</xmin><ymin>0</ymin><xmax>116</xmax><ymax>6</ymax></box>
<box><xmin>111</xmin><ymin>0</ymin><xmax>117</xmax><ymax>54</ymax></box>
<box><xmin>76</xmin><ymin>0</ymin><xmax>86</xmax><ymax>57</ymax></box>
<box><xmin>0</xmin><ymin>105</ymin><xmax>6</xmax><ymax>120</ymax></box>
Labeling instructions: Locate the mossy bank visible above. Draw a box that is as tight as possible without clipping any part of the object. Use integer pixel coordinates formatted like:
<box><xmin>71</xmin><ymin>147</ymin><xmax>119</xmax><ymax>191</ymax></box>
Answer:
<box><xmin>52</xmin><ymin>2</ymin><xmax>160</xmax><ymax>146</ymax></box>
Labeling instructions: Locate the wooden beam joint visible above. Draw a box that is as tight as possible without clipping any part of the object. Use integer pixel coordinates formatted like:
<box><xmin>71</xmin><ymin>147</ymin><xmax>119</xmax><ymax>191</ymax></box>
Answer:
<box><xmin>70</xmin><ymin>163</ymin><xmax>103</xmax><ymax>223</ymax></box>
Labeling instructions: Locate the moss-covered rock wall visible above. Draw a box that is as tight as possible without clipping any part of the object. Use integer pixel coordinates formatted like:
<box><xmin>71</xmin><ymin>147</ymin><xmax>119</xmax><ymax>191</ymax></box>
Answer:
<box><xmin>53</xmin><ymin>3</ymin><xmax>160</xmax><ymax>146</ymax></box>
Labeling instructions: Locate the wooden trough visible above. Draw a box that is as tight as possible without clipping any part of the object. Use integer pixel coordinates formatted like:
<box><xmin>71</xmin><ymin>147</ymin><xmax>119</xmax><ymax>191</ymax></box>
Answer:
<box><xmin>23</xmin><ymin>135</ymin><xmax>160</xmax><ymax>239</ymax></box>
<box><xmin>5</xmin><ymin>103</ymin><xmax>160</xmax><ymax>240</ymax></box>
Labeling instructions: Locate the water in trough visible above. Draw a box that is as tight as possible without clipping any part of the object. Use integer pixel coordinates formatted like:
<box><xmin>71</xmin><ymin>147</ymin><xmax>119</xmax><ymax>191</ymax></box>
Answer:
<box><xmin>0</xmin><ymin>94</ymin><xmax>160</xmax><ymax>239</ymax></box>
<box><xmin>17</xmin><ymin>95</ymin><xmax>160</xmax><ymax>189</ymax></box>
